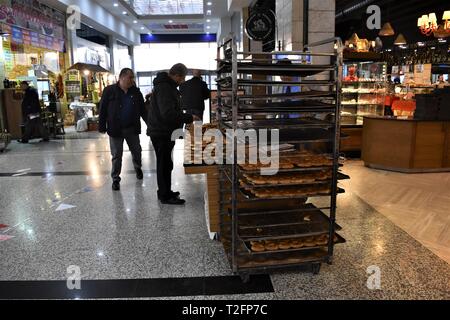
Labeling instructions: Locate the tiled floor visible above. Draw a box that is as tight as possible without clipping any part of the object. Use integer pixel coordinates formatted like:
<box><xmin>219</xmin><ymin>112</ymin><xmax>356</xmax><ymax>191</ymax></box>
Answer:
<box><xmin>0</xmin><ymin>133</ymin><xmax>449</xmax><ymax>299</ymax></box>
<box><xmin>341</xmin><ymin>160</ymin><xmax>450</xmax><ymax>265</ymax></box>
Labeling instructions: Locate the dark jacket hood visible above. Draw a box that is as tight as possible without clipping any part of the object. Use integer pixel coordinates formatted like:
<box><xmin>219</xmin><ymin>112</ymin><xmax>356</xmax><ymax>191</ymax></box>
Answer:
<box><xmin>153</xmin><ymin>72</ymin><xmax>177</xmax><ymax>87</ymax></box>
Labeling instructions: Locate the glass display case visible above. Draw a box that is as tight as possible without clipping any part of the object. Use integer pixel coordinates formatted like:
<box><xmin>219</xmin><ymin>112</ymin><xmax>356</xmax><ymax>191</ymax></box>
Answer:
<box><xmin>341</xmin><ymin>61</ymin><xmax>387</xmax><ymax>125</ymax></box>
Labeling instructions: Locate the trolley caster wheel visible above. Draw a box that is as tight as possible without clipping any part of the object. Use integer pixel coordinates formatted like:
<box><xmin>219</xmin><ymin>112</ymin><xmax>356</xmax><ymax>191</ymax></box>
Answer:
<box><xmin>240</xmin><ymin>274</ymin><xmax>250</xmax><ymax>283</ymax></box>
<box><xmin>312</xmin><ymin>263</ymin><xmax>321</xmax><ymax>275</ymax></box>
<box><xmin>327</xmin><ymin>258</ymin><xmax>333</xmax><ymax>265</ymax></box>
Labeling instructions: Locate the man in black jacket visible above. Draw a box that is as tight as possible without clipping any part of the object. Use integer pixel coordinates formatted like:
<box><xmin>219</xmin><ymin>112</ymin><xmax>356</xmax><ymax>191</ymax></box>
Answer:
<box><xmin>18</xmin><ymin>81</ymin><xmax>49</xmax><ymax>143</ymax></box>
<box><xmin>148</xmin><ymin>63</ymin><xmax>199</xmax><ymax>205</ymax></box>
<box><xmin>179</xmin><ymin>69</ymin><xmax>210</xmax><ymax>120</ymax></box>
<box><xmin>99</xmin><ymin>68</ymin><xmax>148</xmax><ymax>191</ymax></box>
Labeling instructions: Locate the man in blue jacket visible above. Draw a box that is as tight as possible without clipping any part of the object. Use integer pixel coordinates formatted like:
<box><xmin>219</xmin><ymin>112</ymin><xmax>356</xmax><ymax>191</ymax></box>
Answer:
<box><xmin>99</xmin><ymin>68</ymin><xmax>148</xmax><ymax>191</ymax></box>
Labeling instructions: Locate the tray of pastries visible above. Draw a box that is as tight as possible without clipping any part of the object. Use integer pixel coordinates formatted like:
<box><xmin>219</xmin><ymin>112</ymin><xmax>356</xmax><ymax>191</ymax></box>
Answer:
<box><xmin>238</xmin><ymin>150</ymin><xmax>336</xmax><ymax>172</ymax></box>
<box><xmin>236</xmin><ymin>215</ymin><xmax>334</xmax><ymax>239</ymax></box>
<box><xmin>239</xmin><ymin>184</ymin><xmax>345</xmax><ymax>200</ymax></box>
<box><xmin>245</xmin><ymin>233</ymin><xmax>345</xmax><ymax>254</ymax></box>
<box><xmin>240</xmin><ymin>170</ymin><xmax>333</xmax><ymax>187</ymax></box>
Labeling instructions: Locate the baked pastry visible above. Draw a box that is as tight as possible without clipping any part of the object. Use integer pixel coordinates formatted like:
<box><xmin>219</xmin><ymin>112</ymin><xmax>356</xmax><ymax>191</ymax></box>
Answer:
<box><xmin>264</xmin><ymin>242</ymin><xmax>279</xmax><ymax>251</ymax></box>
<box><xmin>291</xmin><ymin>239</ymin><xmax>304</xmax><ymax>249</ymax></box>
<box><xmin>251</xmin><ymin>243</ymin><xmax>266</xmax><ymax>252</ymax></box>
<box><xmin>303</xmin><ymin>237</ymin><xmax>317</xmax><ymax>247</ymax></box>
<box><xmin>315</xmin><ymin>235</ymin><xmax>329</xmax><ymax>246</ymax></box>
<box><xmin>278</xmin><ymin>240</ymin><xmax>292</xmax><ymax>250</ymax></box>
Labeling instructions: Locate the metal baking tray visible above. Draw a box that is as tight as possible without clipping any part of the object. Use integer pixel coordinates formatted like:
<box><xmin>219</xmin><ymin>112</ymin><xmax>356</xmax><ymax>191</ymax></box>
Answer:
<box><xmin>239</xmin><ymin>177</ymin><xmax>332</xmax><ymax>189</ymax></box>
<box><xmin>237</xmin><ymin>90</ymin><xmax>337</xmax><ymax>101</ymax></box>
<box><xmin>235</xmin><ymin>163</ymin><xmax>344</xmax><ymax>175</ymax></box>
<box><xmin>217</xmin><ymin>61</ymin><xmax>335</xmax><ymax>77</ymax></box>
<box><xmin>222</xmin><ymin>118</ymin><xmax>334</xmax><ymax>130</ymax></box>
<box><xmin>237</xmin><ymin>99</ymin><xmax>336</xmax><ymax>109</ymax></box>
<box><xmin>222</xmin><ymin>218</ymin><xmax>342</xmax><ymax>240</ymax></box>
<box><xmin>233</xmin><ymin>248</ymin><xmax>330</xmax><ymax>269</ymax></box>
<box><xmin>218</xmin><ymin>104</ymin><xmax>336</xmax><ymax>117</ymax></box>
<box><xmin>241</xmin><ymin>233</ymin><xmax>346</xmax><ymax>255</ymax></box>
<box><xmin>238</xmin><ymin>186</ymin><xmax>345</xmax><ymax>201</ymax></box>
<box><xmin>235</xmin><ymin>204</ymin><xmax>341</xmax><ymax>229</ymax></box>
<box><xmin>224</xmin><ymin>127</ymin><xmax>334</xmax><ymax>144</ymax></box>
<box><xmin>217</xmin><ymin>77</ymin><xmax>336</xmax><ymax>87</ymax></box>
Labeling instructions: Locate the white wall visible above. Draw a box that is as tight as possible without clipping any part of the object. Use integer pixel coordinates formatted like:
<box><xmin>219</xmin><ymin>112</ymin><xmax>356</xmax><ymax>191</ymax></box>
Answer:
<box><xmin>134</xmin><ymin>43</ymin><xmax>217</xmax><ymax>72</ymax></box>
<box><xmin>40</xmin><ymin>0</ymin><xmax>141</xmax><ymax>45</ymax></box>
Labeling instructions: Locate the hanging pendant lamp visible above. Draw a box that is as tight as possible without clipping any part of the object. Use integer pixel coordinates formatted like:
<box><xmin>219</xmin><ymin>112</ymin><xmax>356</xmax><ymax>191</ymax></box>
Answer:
<box><xmin>394</xmin><ymin>33</ymin><xmax>407</xmax><ymax>45</ymax></box>
<box><xmin>379</xmin><ymin>22</ymin><xmax>395</xmax><ymax>36</ymax></box>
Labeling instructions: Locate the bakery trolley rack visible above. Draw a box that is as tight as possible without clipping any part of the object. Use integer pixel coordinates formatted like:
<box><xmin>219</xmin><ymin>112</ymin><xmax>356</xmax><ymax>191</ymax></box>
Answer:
<box><xmin>216</xmin><ymin>36</ymin><xmax>346</xmax><ymax>282</ymax></box>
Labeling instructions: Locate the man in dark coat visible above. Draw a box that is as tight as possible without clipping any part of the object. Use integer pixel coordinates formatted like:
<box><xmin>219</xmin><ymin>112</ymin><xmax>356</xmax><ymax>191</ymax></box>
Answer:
<box><xmin>18</xmin><ymin>81</ymin><xmax>49</xmax><ymax>143</ymax></box>
<box><xmin>147</xmin><ymin>63</ymin><xmax>199</xmax><ymax>205</ymax></box>
<box><xmin>99</xmin><ymin>68</ymin><xmax>148</xmax><ymax>191</ymax></box>
<box><xmin>179</xmin><ymin>69</ymin><xmax>210</xmax><ymax>120</ymax></box>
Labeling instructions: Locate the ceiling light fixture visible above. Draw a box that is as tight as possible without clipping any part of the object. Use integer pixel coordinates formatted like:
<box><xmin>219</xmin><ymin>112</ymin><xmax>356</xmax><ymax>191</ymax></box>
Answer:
<box><xmin>113</xmin><ymin>3</ymin><xmax>118</xmax><ymax>7</ymax></box>
<box><xmin>207</xmin><ymin>2</ymin><xmax>212</xmax><ymax>5</ymax></box>
<box><xmin>418</xmin><ymin>12</ymin><xmax>450</xmax><ymax>37</ymax></box>
<box><xmin>133</xmin><ymin>20</ymin><xmax>137</xmax><ymax>24</ymax></box>
<box><xmin>169</xmin><ymin>20</ymin><xmax>173</xmax><ymax>23</ymax></box>
<box><xmin>379</xmin><ymin>22</ymin><xmax>395</xmax><ymax>36</ymax></box>
<box><xmin>418</xmin><ymin>13</ymin><xmax>438</xmax><ymax>36</ymax></box>
<box><xmin>206</xmin><ymin>10</ymin><xmax>211</xmax><ymax>15</ymax></box>
<box><xmin>141</xmin><ymin>27</ymin><xmax>144</xmax><ymax>30</ymax></box>
<box><xmin>122</xmin><ymin>11</ymin><xmax>127</xmax><ymax>15</ymax></box>
<box><xmin>207</xmin><ymin>19</ymin><xmax>211</xmax><ymax>23</ymax></box>
<box><xmin>394</xmin><ymin>33</ymin><xmax>407</xmax><ymax>45</ymax></box>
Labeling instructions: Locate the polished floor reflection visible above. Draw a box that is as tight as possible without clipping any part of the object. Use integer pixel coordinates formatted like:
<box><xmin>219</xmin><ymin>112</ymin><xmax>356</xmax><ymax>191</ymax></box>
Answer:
<box><xmin>0</xmin><ymin>133</ymin><xmax>449</xmax><ymax>299</ymax></box>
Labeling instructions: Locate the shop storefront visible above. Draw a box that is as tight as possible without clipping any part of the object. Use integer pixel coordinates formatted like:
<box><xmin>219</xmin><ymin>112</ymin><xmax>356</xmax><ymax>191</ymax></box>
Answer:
<box><xmin>61</xmin><ymin>30</ymin><xmax>114</xmax><ymax>131</ymax></box>
<box><xmin>0</xmin><ymin>0</ymin><xmax>67</xmax><ymax>138</ymax></box>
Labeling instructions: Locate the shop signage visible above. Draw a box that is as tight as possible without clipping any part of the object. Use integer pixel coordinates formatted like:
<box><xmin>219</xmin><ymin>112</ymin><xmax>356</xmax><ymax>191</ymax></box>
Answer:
<box><xmin>245</xmin><ymin>8</ymin><xmax>275</xmax><ymax>42</ymax></box>
<box><xmin>67</xmin><ymin>70</ymin><xmax>79</xmax><ymax>82</ymax></box>
<box><xmin>30</xmin><ymin>30</ymin><xmax>39</xmax><ymax>47</ymax></box>
<box><xmin>11</xmin><ymin>25</ymin><xmax>22</xmax><ymax>44</ymax></box>
<box><xmin>5</xmin><ymin>0</ymin><xmax>65</xmax><ymax>39</ymax></box>
<box><xmin>3</xmin><ymin>38</ymin><xmax>14</xmax><ymax>73</ymax></box>
<box><xmin>22</xmin><ymin>29</ymin><xmax>30</xmax><ymax>45</ymax></box>
<box><xmin>0</xmin><ymin>0</ymin><xmax>65</xmax><ymax>51</ymax></box>
<box><xmin>2</xmin><ymin>22</ymin><xmax>65</xmax><ymax>52</ymax></box>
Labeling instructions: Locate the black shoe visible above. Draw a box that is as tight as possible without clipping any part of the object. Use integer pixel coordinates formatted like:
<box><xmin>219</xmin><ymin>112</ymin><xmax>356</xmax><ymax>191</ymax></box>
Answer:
<box><xmin>136</xmin><ymin>168</ymin><xmax>143</xmax><ymax>180</ymax></box>
<box><xmin>112</xmin><ymin>181</ymin><xmax>120</xmax><ymax>191</ymax></box>
<box><xmin>170</xmin><ymin>191</ymin><xmax>180</xmax><ymax>198</ymax></box>
<box><xmin>160</xmin><ymin>197</ymin><xmax>186</xmax><ymax>205</ymax></box>
<box><xmin>158</xmin><ymin>191</ymin><xmax>180</xmax><ymax>200</ymax></box>
<box><xmin>17</xmin><ymin>139</ymin><xmax>28</xmax><ymax>144</ymax></box>
<box><xmin>41</xmin><ymin>138</ymin><xmax>49</xmax><ymax>142</ymax></box>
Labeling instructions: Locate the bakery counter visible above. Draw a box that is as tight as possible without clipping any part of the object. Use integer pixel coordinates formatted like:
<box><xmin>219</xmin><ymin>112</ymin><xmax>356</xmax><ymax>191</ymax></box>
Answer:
<box><xmin>184</xmin><ymin>164</ymin><xmax>220</xmax><ymax>237</ymax></box>
<box><xmin>341</xmin><ymin>124</ymin><xmax>363</xmax><ymax>152</ymax></box>
<box><xmin>362</xmin><ymin>116</ymin><xmax>450</xmax><ymax>173</ymax></box>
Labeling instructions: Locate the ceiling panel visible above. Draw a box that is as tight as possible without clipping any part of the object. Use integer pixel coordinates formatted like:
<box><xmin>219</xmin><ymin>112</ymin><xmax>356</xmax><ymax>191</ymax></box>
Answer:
<box><xmin>124</xmin><ymin>0</ymin><xmax>204</xmax><ymax>15</ymax></box>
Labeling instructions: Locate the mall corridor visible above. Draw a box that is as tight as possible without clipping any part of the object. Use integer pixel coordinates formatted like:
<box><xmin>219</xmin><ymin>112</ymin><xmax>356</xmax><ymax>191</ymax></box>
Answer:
<box><xmin>0</xmin><ymin>134</ymin><xmax>449</xmax><ymax>299</ymax></box>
